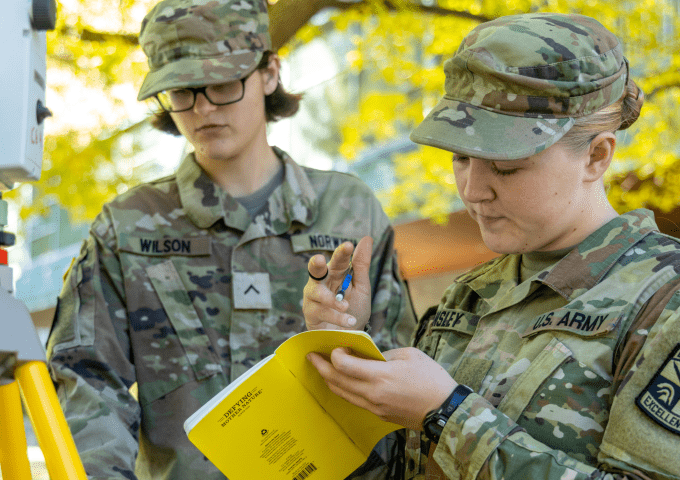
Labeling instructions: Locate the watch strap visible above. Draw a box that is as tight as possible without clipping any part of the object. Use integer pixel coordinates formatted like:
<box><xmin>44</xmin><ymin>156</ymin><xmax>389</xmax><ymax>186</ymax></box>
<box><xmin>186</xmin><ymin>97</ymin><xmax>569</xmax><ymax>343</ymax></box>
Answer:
<box><xmin>422</xmin><ymin>384</ymin><xmax>473</xmax><ymax>444</ymax></box>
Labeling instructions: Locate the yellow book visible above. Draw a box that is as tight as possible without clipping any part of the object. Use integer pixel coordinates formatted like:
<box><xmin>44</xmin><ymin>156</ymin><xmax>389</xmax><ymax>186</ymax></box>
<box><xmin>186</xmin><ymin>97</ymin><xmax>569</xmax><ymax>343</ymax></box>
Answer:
<box><xmin>183</xmin><ymin>329</ymin><xmax>402</xmax><ymax>480</ymax></box>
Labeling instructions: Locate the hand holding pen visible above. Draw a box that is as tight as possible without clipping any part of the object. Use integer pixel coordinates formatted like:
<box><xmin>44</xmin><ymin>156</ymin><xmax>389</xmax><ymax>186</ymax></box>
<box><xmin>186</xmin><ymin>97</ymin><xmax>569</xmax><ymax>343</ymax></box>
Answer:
<box><xmin>335</xmin><ymin>262</ymin><xmax>353</xmax><ymax>302</ymax></box>
<box><xmin>303</xmin><ymin>236</ymin><xmax>373</xmax><ymax>332</ymax></box>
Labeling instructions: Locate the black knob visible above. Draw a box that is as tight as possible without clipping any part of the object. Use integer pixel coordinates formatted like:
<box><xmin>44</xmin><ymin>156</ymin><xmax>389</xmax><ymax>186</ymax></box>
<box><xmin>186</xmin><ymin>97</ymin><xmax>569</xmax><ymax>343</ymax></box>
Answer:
<box><xmin>36</xmin><ymin>100</ymin><xmax>52</xmax><ymax>124</ymax></box>
<box><xmin>0</xmin><ymin>231</ymin><xmax>16</xmax><ymax>248</ymax></box>
<box><xmin>32</xmin><ymin>0</ymin><xmax>58</xmax><ymax>31</ymax></box>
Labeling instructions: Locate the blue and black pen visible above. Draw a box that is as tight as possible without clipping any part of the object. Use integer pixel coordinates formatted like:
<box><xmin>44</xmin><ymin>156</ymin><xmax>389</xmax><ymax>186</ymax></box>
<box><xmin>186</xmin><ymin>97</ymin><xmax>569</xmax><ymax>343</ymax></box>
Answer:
<box><xmin>335</xmin><ymin>262</ymin><xmax>353</xmax><ymax>302</ymax></box>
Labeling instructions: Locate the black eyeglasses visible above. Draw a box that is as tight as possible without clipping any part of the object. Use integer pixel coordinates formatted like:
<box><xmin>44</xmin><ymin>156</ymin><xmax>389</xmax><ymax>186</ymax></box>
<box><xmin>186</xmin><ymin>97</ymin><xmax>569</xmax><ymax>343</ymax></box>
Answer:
<box><xmin>155</xmin><ymin>70</ymin><xmax>254</xmax><ymax>113</ymax></box>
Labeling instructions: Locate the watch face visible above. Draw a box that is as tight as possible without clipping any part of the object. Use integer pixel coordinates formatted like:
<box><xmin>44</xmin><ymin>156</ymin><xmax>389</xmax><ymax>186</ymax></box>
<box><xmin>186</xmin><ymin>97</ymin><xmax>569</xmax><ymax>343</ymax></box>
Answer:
<box><xmin>444</xmin><ymin>391</ymin><xmax>467</xmax><ymax>415</ymax></box>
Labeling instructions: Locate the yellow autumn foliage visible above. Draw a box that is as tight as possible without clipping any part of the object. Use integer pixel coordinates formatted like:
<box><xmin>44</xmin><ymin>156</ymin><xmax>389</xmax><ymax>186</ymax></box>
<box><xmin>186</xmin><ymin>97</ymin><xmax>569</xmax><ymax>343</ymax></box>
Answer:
<box><xmin>4</xmin><ymin>0</ymin><xmax>679</xmax><ymax>228</ymax></box>
<box><xmin>296</xmin><ymin>0</ymin><xmax>680</xmax><ymax>223</ymax></box>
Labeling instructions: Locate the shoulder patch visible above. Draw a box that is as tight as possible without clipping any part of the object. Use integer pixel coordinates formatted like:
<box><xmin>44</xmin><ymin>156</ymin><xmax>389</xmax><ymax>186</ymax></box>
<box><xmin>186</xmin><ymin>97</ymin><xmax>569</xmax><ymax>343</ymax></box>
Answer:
<box><xmin>636</xmin><ymin>344</ymin><xmax>680</xmax><ymax>435</ymax></box>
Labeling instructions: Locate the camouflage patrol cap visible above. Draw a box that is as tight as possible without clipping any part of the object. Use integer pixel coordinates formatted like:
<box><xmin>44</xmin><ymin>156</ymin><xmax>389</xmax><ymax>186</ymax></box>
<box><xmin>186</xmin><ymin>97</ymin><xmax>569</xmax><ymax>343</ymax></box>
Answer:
<box><xmin>410</xmin><ymin>13</ymin><xmax>629</xmax><ymax>160</ymax></box>
<box><xmin>137</xmin><ymin>0</ymin><xmax>271</xmax><ymax>101</ymax></box>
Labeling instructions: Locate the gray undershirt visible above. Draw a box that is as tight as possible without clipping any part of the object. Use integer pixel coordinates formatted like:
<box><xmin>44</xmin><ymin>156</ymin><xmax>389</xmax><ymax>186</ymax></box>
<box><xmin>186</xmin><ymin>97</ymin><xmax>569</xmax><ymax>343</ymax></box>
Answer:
<box><xmin>234</xmin><ymin>162</ymin><xmax>285</xmax><ymax>218</ymax></box>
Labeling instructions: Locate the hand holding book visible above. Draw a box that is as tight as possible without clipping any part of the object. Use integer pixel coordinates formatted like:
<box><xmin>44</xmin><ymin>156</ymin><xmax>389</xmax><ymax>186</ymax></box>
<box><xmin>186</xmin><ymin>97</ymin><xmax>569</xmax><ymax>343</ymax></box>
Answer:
<box><xmin>307</xmin><ymin>346</ymin><xmax>457</xmax><ymax>432</ymax></box>
<box><xmin>184</xmin><ymin>330</ymin><xmax>402</xmax><ymax>480</ymax></box>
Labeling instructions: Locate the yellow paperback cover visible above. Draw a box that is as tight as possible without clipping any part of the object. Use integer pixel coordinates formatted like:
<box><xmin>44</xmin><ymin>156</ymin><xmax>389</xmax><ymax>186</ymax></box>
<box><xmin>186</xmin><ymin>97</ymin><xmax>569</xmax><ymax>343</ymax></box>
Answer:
<box><xmin>183</xmin><ymin>329</ymin><xmax>401</xmax><ymax>480</ymax></box>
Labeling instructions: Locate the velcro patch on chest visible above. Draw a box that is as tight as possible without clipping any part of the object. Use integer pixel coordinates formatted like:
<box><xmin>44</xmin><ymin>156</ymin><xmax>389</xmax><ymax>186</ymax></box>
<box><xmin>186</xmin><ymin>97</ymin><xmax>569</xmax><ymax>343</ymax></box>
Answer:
<box><xmin>636</xmin><ymin>344</ymin><xmax>680</xmax><ymax>435</ymax></box>
<box><xmin>521</xmin><ymin>309</ymin><xmax>621</xmax><ymax>338</ymax></box>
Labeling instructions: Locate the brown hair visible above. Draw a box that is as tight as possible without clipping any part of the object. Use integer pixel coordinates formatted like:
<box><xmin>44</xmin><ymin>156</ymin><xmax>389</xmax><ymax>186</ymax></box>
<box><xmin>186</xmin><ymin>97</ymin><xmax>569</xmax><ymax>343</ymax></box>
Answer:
<box><xmin>558</xmin><ymin>79</ymin><xmax>645</xmax><ymax>153</ymax></box>
<box><xmin>149</xmin><ymin>51</ymin><xmax>303</xmax><ymax>136</ymax></box>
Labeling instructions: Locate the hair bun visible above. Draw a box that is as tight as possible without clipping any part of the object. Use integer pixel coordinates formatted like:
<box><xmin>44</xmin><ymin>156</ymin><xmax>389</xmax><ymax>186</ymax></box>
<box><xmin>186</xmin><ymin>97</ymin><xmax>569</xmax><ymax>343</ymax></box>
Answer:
<box><xmin>619</xmin><ymin>80</ymin><xmax>644</xmax><ymax>130</ymax></box>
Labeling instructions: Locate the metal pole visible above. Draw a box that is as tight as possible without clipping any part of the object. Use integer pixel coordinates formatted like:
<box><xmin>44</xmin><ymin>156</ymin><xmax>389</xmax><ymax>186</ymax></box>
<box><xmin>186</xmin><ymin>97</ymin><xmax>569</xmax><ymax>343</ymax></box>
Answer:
<box><xmin>0</xmin><ymin>379</ymin><xmax>32</xmax><ymax>480</ymax></box>
<box><xmin>15</xmin><ymin>361</ymin><xmax>88</xmax><ymax>480</ymax></box>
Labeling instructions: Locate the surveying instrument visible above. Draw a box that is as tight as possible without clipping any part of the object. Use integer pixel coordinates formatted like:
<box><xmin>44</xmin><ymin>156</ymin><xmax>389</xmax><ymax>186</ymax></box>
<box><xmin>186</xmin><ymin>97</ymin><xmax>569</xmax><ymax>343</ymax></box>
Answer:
<box><xmin>0</xmin><ymin>0</ymin><xmax>87</xmax><ymax>478</ymax></box>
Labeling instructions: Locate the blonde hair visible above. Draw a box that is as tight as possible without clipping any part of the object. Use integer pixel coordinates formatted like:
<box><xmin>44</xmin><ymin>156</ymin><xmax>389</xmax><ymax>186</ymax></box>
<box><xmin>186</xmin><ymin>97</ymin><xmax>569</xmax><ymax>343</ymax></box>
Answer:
<box><xmin>558</xmin><ymin>79</ymin><xmax>645</xmax><ymax>153</ymax></box>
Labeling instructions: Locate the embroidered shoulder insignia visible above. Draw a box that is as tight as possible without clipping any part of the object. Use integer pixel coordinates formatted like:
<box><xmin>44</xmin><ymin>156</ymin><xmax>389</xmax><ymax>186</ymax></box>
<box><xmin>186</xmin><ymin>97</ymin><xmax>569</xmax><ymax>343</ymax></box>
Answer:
<box><xmin>636</xmin><ymin>344</ymin><xmax>680</xmax><ymax>435</ymax></box>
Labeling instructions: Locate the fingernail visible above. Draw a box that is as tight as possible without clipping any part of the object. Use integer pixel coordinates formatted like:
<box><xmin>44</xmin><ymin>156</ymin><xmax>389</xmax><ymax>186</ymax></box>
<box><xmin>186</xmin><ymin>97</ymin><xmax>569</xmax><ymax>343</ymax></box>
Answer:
<box><xmin>347</xmin><ymin>317</ymin><xmax>356</xmax><ymax>327</ymax></box>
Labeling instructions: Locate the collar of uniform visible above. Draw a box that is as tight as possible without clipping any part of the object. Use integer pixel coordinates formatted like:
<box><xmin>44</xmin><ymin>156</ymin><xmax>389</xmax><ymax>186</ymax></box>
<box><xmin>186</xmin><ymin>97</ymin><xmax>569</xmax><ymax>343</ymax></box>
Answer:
<box><xmin>235</xmin><ymin>148</ymin><xmax>319</xmax><ymax>244</ymax></box>
<box><xmin>539</xmin><ymin>209</ymin><xmax>659</xmax><ymax>300</ymax></box>
<box><xmin>457</xmin><ymin>209</ymin><xmax>658</xmax><ymax>303</ymax></box>
<box><xmin>459</xmin><ymin>254</ymin><xmax>522</xmax><ymax>314</ymax></box>
<box><xmin>176</xmin><ymin>148</ymin><xmax>318</xmax><ymax>231</ymax></box>
<box><xmin>176</xmin><ymin>152</ymin><xmax>236</xmax><ymax>229</ymax></box>
<box><xmin>270</xmin><ymin>146</ymin><xmax>318</xmax><ymax>229</ymax></box>
<box><xmin>456</xmin><ymin>254</ymin><xmax>512</xmax><ymax>286</ymax></box>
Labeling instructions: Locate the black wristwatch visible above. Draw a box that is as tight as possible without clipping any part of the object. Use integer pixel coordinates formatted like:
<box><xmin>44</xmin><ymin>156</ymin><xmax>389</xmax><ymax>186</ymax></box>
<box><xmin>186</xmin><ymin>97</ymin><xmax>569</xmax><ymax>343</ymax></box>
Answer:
<box><xmin>422</xmin><ymin>384</ymin><xmax>474</xmax><ymax>444</ymax></box>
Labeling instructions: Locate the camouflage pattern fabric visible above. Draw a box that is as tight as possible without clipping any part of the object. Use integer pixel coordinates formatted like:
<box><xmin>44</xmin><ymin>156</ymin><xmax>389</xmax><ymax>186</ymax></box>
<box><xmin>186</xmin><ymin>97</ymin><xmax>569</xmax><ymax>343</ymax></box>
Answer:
<box><xmin>410</xmin><ymin>13</ymin><xmax>629</xmax><ymax>161</ymax></box>
<box><xmin>46</xmin><ymin>147</ymin><xmax>416</xmax><ymax>480</ymax></box>
<box><xmin>407</xmin><ymin>209</ymin><xmax>680</xmax><ymax>479</ymax></box>
<box><xmin>137</xmin><ymin>0</ymin><xmax>272</xmax><ymax>101</ymax></box>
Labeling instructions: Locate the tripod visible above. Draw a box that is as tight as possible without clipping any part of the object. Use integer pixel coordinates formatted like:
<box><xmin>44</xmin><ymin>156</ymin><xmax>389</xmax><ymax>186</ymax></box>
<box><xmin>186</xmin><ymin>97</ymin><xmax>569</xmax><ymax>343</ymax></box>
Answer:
<box><xmin>0</xmin><ymin>288</ymin><xmax>87</xmax><ymax>480</ymax></box>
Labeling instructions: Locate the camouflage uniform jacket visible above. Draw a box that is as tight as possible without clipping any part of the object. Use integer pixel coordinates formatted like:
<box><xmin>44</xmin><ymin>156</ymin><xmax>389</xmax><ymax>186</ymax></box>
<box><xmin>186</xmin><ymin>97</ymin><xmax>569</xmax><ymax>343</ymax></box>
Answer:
<box><xmin>47</xmin><ymin>147</ymin><xmax>415</xmax><ymax>480</ymax></box>
<box><xmin>407</xmin><ymin>209</ymin><xmax>680</xmax><ymax>480</ymax></box>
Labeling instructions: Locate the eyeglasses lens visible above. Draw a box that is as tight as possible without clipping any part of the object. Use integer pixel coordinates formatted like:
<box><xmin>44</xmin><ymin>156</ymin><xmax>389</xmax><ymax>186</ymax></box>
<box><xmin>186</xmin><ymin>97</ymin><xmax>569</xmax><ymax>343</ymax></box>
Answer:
<box><xmin>156</xmin><ymin>80</ymin><xmax>245</xmax><ymax>112</ymax></box>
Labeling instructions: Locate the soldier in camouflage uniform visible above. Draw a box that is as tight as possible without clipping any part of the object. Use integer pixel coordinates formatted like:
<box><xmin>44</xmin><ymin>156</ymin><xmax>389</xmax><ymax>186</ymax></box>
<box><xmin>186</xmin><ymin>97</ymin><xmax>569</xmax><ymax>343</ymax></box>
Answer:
<box><xmin>46</xmin><ymin>0</ymin><xmax>416</xmax><ymax>478</ymax></box>
<box><xmin>304</xmin><ymin>13</ymin><xmax>680</xmax><ymax>480</ymax></box>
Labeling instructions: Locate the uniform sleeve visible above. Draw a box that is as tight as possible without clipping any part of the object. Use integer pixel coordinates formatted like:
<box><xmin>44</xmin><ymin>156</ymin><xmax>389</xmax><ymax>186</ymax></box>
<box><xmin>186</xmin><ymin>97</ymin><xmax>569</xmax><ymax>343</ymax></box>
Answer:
<box><xmin>46</xmin><ymin>216</ymin><xmax>141</xmax><ymax>480</ymax></box>
<box><xmin>367</xmin><ymin>223</ymin><xmax>417</xmax><ymax>351</ymax></box>
<box><xmin>430</xmin><ymin>292</ymin><xmax>680</xmax><ymax>480</ymax></box>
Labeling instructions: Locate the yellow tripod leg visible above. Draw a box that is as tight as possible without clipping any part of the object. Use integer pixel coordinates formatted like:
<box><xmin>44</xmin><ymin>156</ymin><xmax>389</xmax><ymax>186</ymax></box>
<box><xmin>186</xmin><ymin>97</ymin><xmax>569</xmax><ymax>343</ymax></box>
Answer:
<box><xmin>15</xmin><ymin>361</ymin><xmax>88</xmax><ymax>480</ymax></box>
<box><xmin>0</xmin><ymin>379</ymin><xmax>32</xmax><ymax>480</ymax></box>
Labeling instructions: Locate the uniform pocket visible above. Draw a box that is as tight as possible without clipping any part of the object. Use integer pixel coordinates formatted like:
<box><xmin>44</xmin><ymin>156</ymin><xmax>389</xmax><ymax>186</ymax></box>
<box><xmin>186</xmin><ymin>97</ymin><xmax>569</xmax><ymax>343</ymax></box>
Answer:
<box><xmin>508</xmin><ymin>335</ymin><xmax>612</xmax><ymax>464</ymax></box>
<box><xmin>497</xmin><ymin>336</ymin><xmax>572</xmax><ymax>421</ymax></box>
<box><xmin>134</xmin><ymin>259</ymin><xmax>221</xmax><ymax>405</ymax></box>
<box><xmin>50</xmin><ymin>238</ymin><xmax>97</xmax><ymax>351</ymax></box>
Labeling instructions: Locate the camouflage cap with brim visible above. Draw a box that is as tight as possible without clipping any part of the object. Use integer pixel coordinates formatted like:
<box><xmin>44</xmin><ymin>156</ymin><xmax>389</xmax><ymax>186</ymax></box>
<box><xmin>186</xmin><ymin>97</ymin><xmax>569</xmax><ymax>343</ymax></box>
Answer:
<box><xmin>137</xmin><ymin>0</ymin><xmax>271</xmax><ymax>101</ymax></box>
<box><xmin>410</xmin><ymin>13</ymin><xmax>629</xmax><ymax>160</ymax></box>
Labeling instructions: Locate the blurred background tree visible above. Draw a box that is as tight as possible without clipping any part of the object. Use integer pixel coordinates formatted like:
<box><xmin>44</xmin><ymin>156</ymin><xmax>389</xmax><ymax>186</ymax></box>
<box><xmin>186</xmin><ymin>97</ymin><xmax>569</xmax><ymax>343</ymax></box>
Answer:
<box><xmin>7</xmin><ymin>0</ymin><xmax>679</xmax><ymax>225</ymax></box>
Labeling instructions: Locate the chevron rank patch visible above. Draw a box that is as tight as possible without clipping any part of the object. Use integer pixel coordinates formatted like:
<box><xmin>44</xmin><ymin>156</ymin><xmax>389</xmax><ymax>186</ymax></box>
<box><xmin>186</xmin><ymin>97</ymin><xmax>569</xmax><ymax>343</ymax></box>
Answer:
<box><xmin>636</xmin><ymin>344</ymin><xmax>680</xmax><ymax>434</ymax></box>
<box><xmin>232</xmin><ymin>272</ymin><xmax>272</xmax><ymax>310</ymax></box>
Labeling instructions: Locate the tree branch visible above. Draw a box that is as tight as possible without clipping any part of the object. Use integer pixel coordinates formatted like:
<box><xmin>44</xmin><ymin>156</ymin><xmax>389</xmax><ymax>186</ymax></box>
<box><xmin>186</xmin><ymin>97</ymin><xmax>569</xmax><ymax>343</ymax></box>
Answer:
<box><xmin>646</xmin><ymin>82</ymin><xmax>680</xmax><ymax>100</ymax></box>
<box><xmin>80</xmin><ymin>28</ymin><xmax>138</xmax><ymax>45</ymax></box>
<box><xmin>269</xmin><ymin>0</ymin><xmax>337</xmax><ymax>50</ymax></box>
<box><xmin>269</xmin><ymin>0</ymin><xmax>491</xmax><ymax>49</ymax></box>
<box><xmin>56</xmin><ymin>1</ymin><xmax>491</xmax><ymax>51</ymax></box>
<box><xmin>55</xmin><ymin>25</ymin><xmax>139</xmax><ymax>45</ymax></box>
<box><xmin>381</xmin><ymin>1</ymin><xmax>492</xmax><ymax>22</ymax></box>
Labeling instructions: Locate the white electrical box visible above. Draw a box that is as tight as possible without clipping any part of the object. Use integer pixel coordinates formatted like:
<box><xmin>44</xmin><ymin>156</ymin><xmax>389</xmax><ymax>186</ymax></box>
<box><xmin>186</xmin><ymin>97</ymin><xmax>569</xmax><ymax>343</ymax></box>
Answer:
<box><xmin>0</xmin><ymin>0</ymin><xmax>53</xmax><ymax>190</ymax></box>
